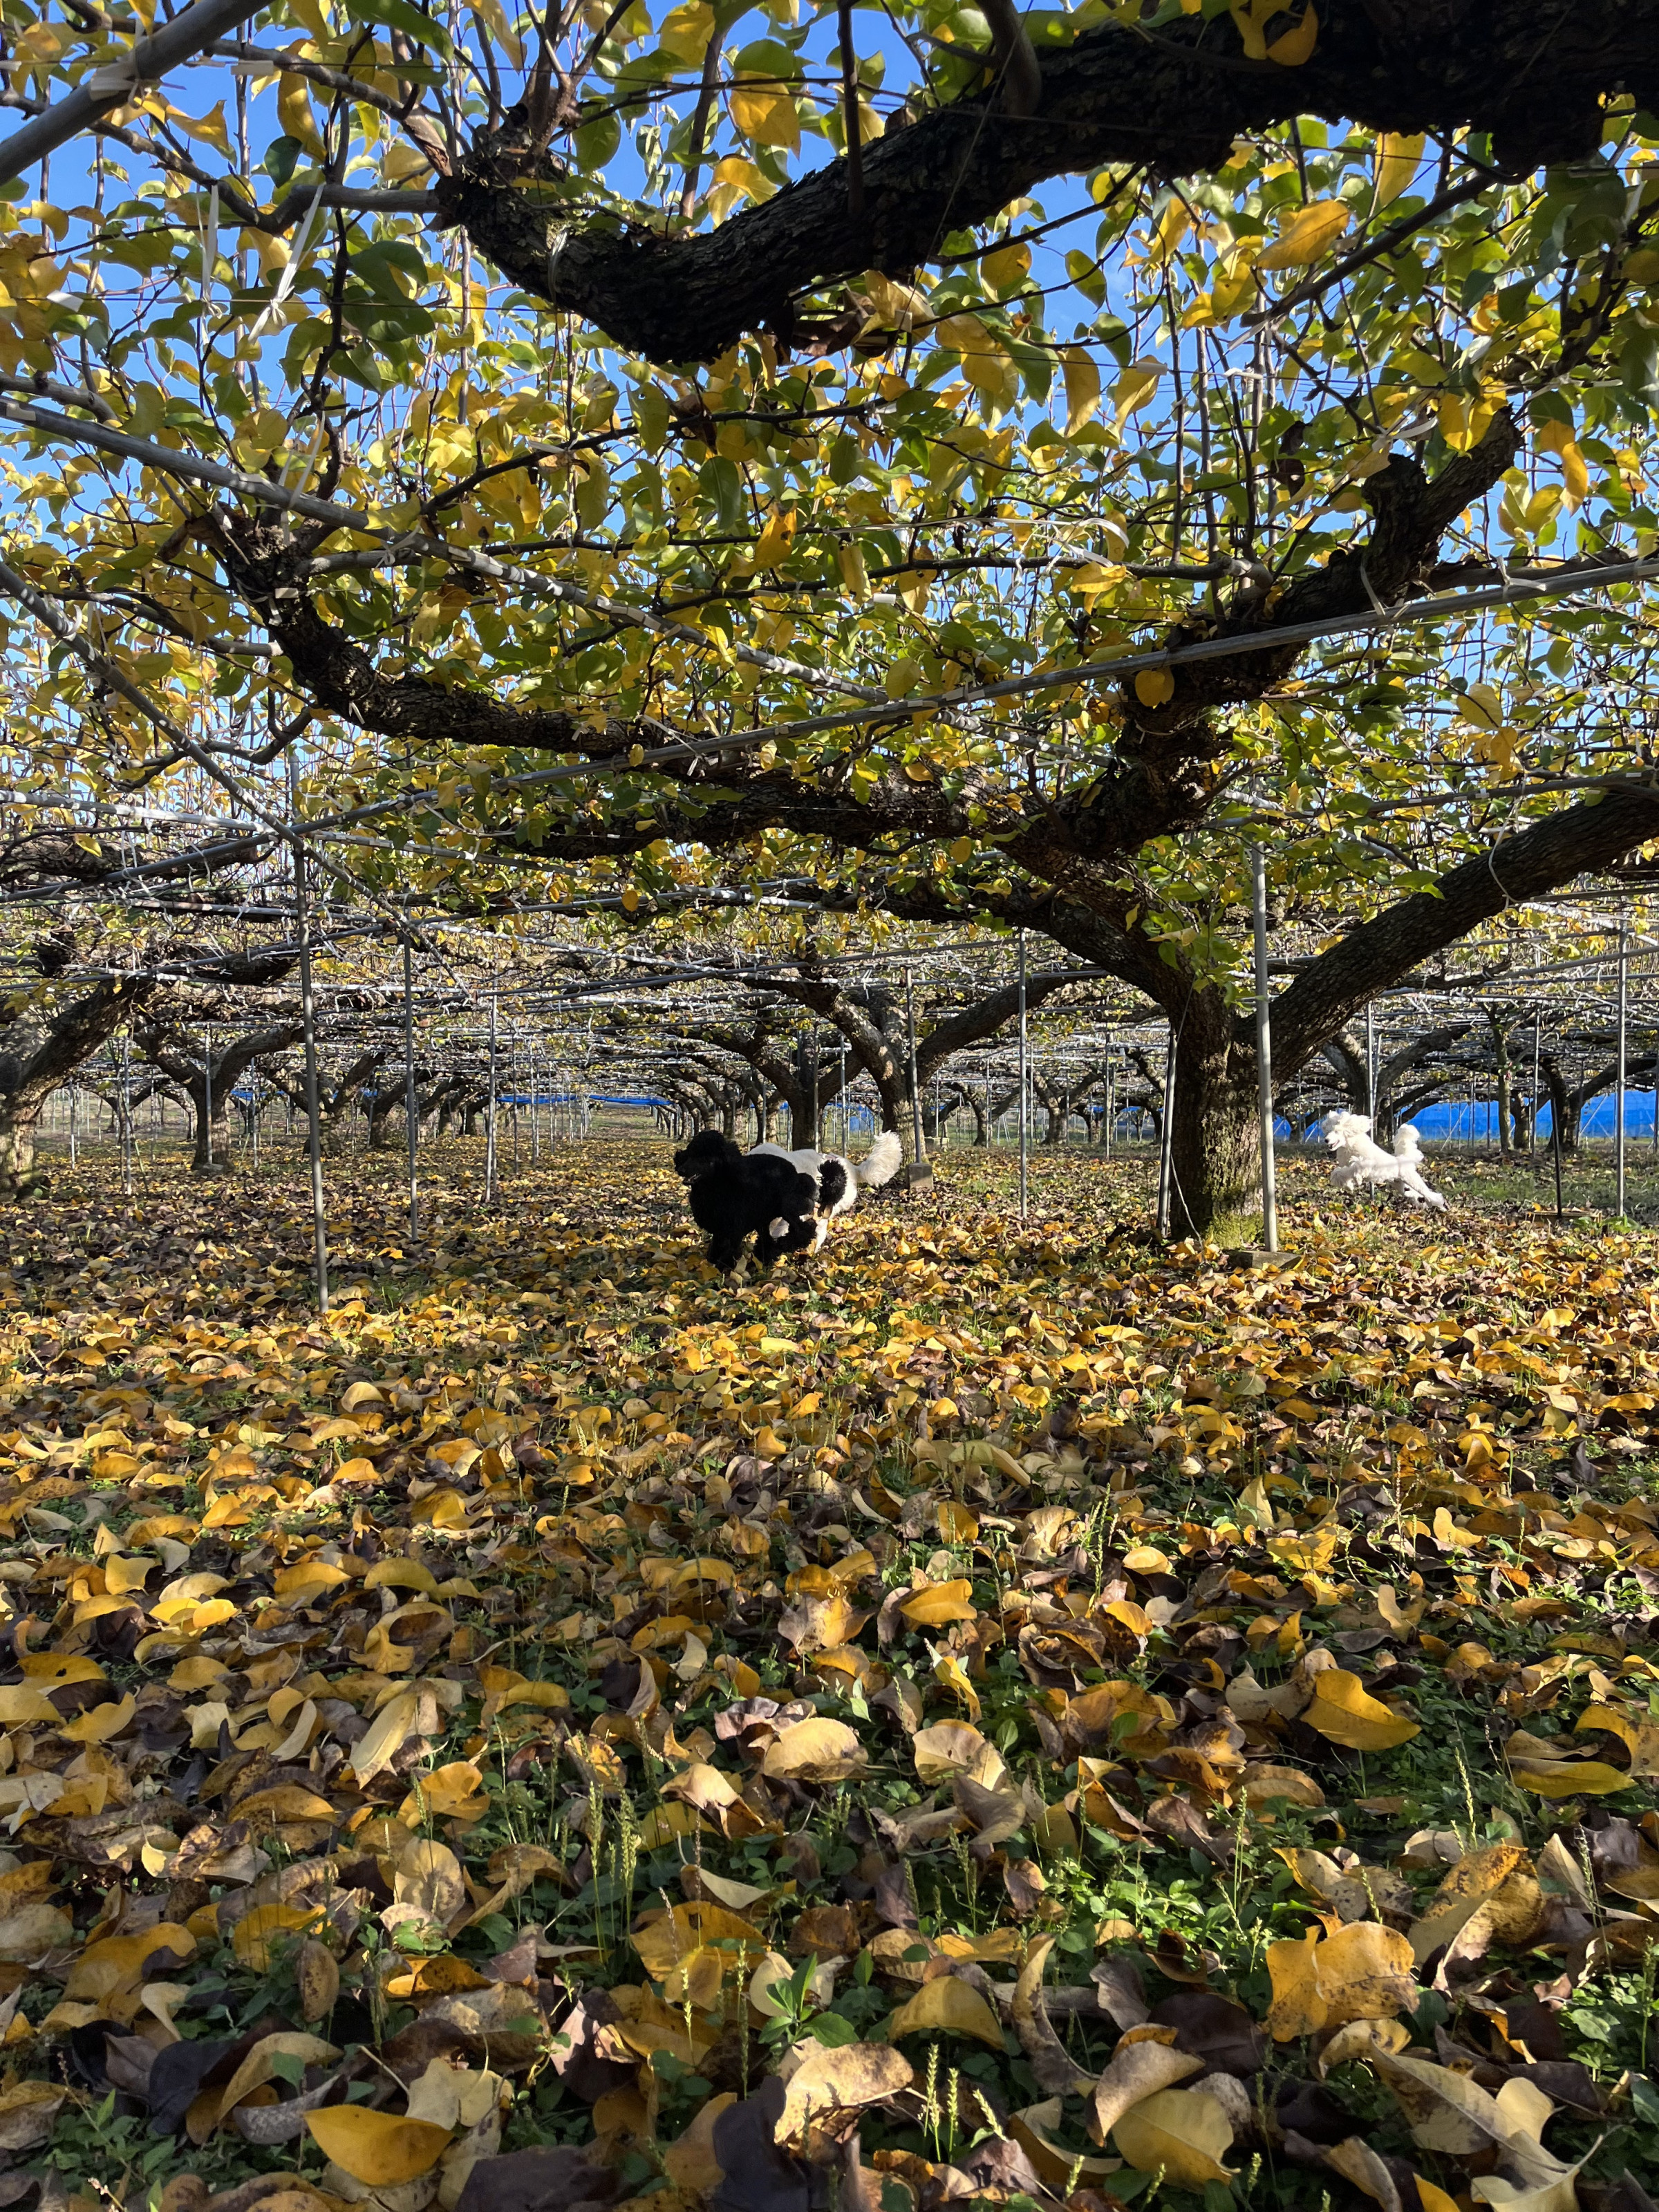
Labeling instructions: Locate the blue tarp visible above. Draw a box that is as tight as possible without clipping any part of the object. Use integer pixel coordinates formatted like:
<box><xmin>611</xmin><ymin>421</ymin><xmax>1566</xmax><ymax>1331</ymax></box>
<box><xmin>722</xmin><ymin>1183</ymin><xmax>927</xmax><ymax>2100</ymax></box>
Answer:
<box><xmin>1412</xmin><ymin>1094</ymin><xmax>1659</xmax><ymax>1139</ymax></box>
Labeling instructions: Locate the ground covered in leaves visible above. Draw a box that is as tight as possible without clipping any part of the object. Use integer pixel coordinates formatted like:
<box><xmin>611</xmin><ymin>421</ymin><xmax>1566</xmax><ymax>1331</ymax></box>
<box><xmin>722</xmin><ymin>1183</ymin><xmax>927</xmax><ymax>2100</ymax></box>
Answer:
<box><xmin>0</xmin><ymin>1138</ymin><xmax>1654</xmax><ymax>2212</ymax></box>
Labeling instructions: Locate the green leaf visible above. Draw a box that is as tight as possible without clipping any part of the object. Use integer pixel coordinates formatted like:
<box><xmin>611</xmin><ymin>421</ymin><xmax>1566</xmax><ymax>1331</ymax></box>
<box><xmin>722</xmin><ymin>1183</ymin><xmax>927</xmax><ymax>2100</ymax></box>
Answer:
<box><xmin>341</xmin><ymin>0</ymin><xmax>453</xmax><ymax>58</ymax></box>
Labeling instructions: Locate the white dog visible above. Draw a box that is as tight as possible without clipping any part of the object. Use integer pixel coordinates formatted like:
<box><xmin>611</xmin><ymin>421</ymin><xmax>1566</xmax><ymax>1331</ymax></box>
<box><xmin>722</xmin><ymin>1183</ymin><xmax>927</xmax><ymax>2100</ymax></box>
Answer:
<box><xmin>1320</xmin><ymin>1112</ymin><xmax>1447</xmax><ymax>1210</ymax></box>
<box><xmin>751</xmin><ymin>1130</ymin><xmax>903</xmax><ymax>1248</ymax></box>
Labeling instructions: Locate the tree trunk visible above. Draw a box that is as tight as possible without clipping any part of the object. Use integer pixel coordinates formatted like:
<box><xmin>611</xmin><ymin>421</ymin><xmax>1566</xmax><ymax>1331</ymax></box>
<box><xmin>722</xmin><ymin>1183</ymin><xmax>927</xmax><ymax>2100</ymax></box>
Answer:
<box><xmin>179</xmin><ymin>1074</ymin><xmax>232</xmax><ymax>1174</ymax></box>
<box><xmin>1540</xmin><ymin>1056</ymin><xmax>1579</xmax><ymax>1153</ymax></box>
<box><xmin>1485</xmin><ymin>1013</ymin><xmax>1514</xmax><ymax>1157</ymax></box>
<box><xmin>0</xmin><ymin>1103</ymin><xmax>44</xmax><ymax>1196</ymax></box>
<box><xmin>794</xmin><ymin>1038</ymin><xmax>820</xmax><ymax>1150</ymax></box>
<box><xmin>1166</xmin><ymin>1011</ymin><xmax>1262</xmax><ymax>1241</ymax></box>
<box><xmin>193</xmin><ymin>1092</ymin><xmax>233</xmax><ymax>1174</ymax></box>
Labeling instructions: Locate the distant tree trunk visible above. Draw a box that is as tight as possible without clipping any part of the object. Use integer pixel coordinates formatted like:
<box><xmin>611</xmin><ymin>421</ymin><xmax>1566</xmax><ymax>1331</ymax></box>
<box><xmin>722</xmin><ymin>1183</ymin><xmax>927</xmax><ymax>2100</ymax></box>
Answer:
<box><xmin>1484</xmin><ymin>1009</ymin><xmax>1515</xmax><ymax>1156</ymax></box>
<box><xmin>195</xmin><ymin>1082</ymin><xmax>232</xmax><ymax>1174</ymax></box>
<box><xmin>0</xmin><ymin>977</ymin><xmax>154</xmax><ymax>1196</ymax></box>
<box><xmin>1540</xmin><ymin>1055</ymin><xmax>1580</xmax><ymax>1153</ymax></box>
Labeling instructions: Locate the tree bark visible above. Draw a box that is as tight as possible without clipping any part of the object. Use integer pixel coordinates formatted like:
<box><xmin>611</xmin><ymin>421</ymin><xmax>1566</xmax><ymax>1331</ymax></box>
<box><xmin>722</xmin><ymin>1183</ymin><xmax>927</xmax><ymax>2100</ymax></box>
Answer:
<box><xmin>1484</xmin><ymin>1008</ymin><xmax>1515</xmax><ymax>1156</ymax></box>
<box><xmin>0</xmin><ymin>977</ymin><xmax>156</xmax><ymax>1196</ymax></box>
<box><xmin>433</xmin><ymin>0</ymin><xmax>1659</xmax><ymax>361</ymax></box>
<box><xmin>1166</xmin><ymin>1004</ymin><xmax>1261</xmax><ymax>1241</ymax></box>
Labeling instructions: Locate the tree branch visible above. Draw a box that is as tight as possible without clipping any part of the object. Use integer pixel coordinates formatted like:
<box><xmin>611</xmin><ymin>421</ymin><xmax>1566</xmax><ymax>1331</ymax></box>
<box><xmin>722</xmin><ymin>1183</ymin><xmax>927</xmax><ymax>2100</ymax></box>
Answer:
<box><xmin>433</xmin><ymin>0</ymin><xmax>1659</xmax><ymax>361</ymax></box>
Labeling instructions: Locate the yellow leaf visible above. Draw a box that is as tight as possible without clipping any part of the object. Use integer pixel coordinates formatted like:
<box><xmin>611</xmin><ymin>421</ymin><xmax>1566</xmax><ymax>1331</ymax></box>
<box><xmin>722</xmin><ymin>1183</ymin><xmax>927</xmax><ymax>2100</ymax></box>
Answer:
<box><xmin>211</xmin><ymin>2031</ymin><xmax>339</xmax><ymax>2131</ymax></box>
<box><xmin>837</xmin><ymin>541</ymin><xmax>870</xmax><ymax>601</ymax></box>
<box><xmin>760</xmin><ymin>1716</ymin><xmax>866</xmax><ymax>1782</ymax></box>
<box><xmin>1112</xmin><ymin>2087</ymin><xmax>1236</xmax><ymax>2186</ymax></box>
<box><xmin>777</xmin><ymin>2043</ymin><xmax>913</xmax><ymax>2139</ymax></box>
<box><xmin>1134</xmin><ymin>668</ymin><xmax>1175</xmax><ymax>709</ymax></box>
<box><xmin>887</xmin><ymin>1974</ymin><xmax>1006</xmax><ymax>2049</ymax></box>
<box><xmin>1010</xmin><ymin>2099</ymin><xmax>1125</xmax><ymax>2191</ymax></box>
<box><xmin>0</xmin><ymin>1687</ymin><xmax>61</xmax><ymax>1726</ymax></box>
<box><xmin>365</xmin><ymin>1558</ymin><xmax>439</xmax><ymax>1594</ymax></box>
<box><xmin>1266</xmin><ymin>1</ymin><xmax>1318</xmax><ymax>64</ymax></box>
<box><xmin>1508</xmin><ymin>1756</ymin><xmax>1630</xmax><ymax>1797</ymax></box>
<box><xmin>397</xmin><ymin>1761</ymin><xmax>489</xmax><ymax>1826</ymax></box>
<box><xmin>658</xmin><ymin>0</ymin><xmax>713</xmax><ymax>61</ymax></box>
<box><xmin>1416</xmin><ymin>2183</ymin><xmax>1463</xmax><ymax>2212</ymax></box>
<box><xmin>1257</xmin><ymin>200</ymin><xmax>1351</xmax><ymax>272</ymax></box>
<box><xmin>982</xmin><ymin>240</ymin><xmax>1031</xmax><ymax>294</ymax></box>
<box><xmin>728</xmin><ymin>78</ymin><xmax>800</xmax><ymax>153</ymax></box>
<box><xmin>1457</xmin><ymin>680</ymin><xmax>1504</xmax><ymax>729</ymax></box>
<box><xmin>898</xmin><ymin>1578</ymin><xmax>976</xmax><ymax>1627</ymax></box>
<box><xmin>232</xmin><ymin>1904</ymin><xmax>323</xmax><ymax>1972</ymax></box>
<box><xmin>59</xmin><ymin>1691</ymin><xmax>133</xmax><ymax>1745</ymax></box>
<box><xmin>751</xmin><ymin>507</ymin><xmax>796</xmax><ymax>571</ymax></box>
<box><xmin>167</xmin><ymin>101</ymin><xmax>231</xmax><ymax>156</ymax></box>
<box><xmin>351</xmin><ymin>1688</ymin><xmax>422</xmax><ymax>1783</ymax></box>
<box><xmin>1407</xmin><ymin>1844</ymin><xmax>1530</xmax><ymax>1965</ymax></box>
<box><xmin>1091</xmin><ymin>2041</ymin><xmax>1203</xmax><ymax>2138</ymax></box>
<box><xmin>1060</xmin><ymin>344</ymin><xmax>1100</xmax><ymax>433</ymax></box>
<box><xmin>1304</xmin><ymin>1669</ymin><xmax>1420</xmax><ymax>1751</ymax></box>
<box><xmin>663</xmin><ymin>2094</ymin><xmax>738</xmax><ymax>2192</ymax></box>
<box><xmin>1264</xmin><ymin>1921</ymin><xmax>1418</xmax><ymax>2042</ymax></box>
<box><xmin>1112</xmin><ymin>359</ymin><xmax>1161</xmax><ymax>422</ymax></box>
<box><xmin>304</xmin><ymin>2106</ymin><xmax>453</xmax><ymax>2186</ymax></box>
<box><xmin>17</xmin><ymin>1654</ymin><xmax>104</xmax><ymax>1687</ymax></box>
<box><xmin>277</xmin><ymin>74</ymin><xmax>325</xmax><ymax>157</ymax></box>
<box><xmin>470</xmin><ymin>0</ymin><xmax>523</xmax><ymax>68</ymax></box>
<box><xmin>1374</xmin><ymin>133</ymin><xmax>1425</xmax><ymax>209</ymax></box>
<box><xmin>633</xmin><ymin>1900</ymin><xmax>766</xmax><ymax>1980</ymax></box>
<box><xmin>1579</xmin><ymin>1700</ymin><xmax>1659</xmax><ymax>1777</ymax></box>
<box><xmin>884</xmin><ymin>657</ymin><xmax>923</xmax><ymax>700</ymax></box>
<box><xmin>912</xmin><ymin>1721</ymin><xmax>995</xmax><ymax>1786</ymax></box>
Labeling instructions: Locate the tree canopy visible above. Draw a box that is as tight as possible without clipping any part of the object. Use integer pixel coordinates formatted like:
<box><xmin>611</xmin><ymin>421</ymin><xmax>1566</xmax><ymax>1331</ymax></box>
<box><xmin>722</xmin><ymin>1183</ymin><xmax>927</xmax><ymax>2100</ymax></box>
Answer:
<box><xmin>3</xmin><ymin>0</ymin><xmax>1659</xmax><ymax>1222</ymax></box>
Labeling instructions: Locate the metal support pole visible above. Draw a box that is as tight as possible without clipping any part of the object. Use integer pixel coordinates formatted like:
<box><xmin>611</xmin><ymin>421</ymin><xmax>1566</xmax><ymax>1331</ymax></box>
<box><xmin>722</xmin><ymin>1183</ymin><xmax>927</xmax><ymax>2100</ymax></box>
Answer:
<box><xmin>1617</xmin><ymin>919</ymin><xmax>1629</xmax><ymax>1219</ymax></box>
<box><xmin>903</xmin><ymin>966</ymin><xmax>928</xmax><ymax>1185</ymax></box>
<box><xmin>403</xmin><ymin>937</ymin><xmax>418</xmax><ymax>1240</ymax></box>
<box><xmin>1532</xmin><ymin>1011</ymin><xmax>1541</xmax><ymax>1158</ymax></box>
<box><xmin>68</xmin><ymin>1082</ymin><xmax>76</xmax><ymax>1168</ymax></box>
<box><xmin>1253</xmin><ymin>845</ymin><xmax>1279</xmax><ymax>1253</ymax></box>
<box><xmin>1553</xmin><ymin>1081</ymin><xmax>1565</xmax><ymax>1219</ymax></box>
<box><xmin>121</xmin><ymin>1033</ymin><xmax>132</xmax><ymax>1199</ymax></box>
<box><xmin>1017</xmin><ymin>934</ymin><xmax>1029</xmax><ymax>1221</ymax></box>
<box><xmin>203</xmin><ymin>1024</ymin><xmax>213</xmax><ymax>1174</ymax></box>
<box><xmin>1365</xmin><ymin>1000</ymin><xmax>1375</xmax><ymax>1124</ymax></box>
<box><xmin>288</xmin><ymin>751</ymin><xmax>329</xmax><ymax>1313</ymax></box>
<box><xmin>1156</xmin><ymin>1025</ymin><xmax>1178</xmax><ymax>1238</ymax></box>
<box><xmin>251</xmin><ymin>1073</ymin><xmax>259</xmax><ymax>1170</ymax></box>
<box><xmin>485</xmin><ymin>986</ymin><xmax>499</xmax><ymax>1201</ymax></box>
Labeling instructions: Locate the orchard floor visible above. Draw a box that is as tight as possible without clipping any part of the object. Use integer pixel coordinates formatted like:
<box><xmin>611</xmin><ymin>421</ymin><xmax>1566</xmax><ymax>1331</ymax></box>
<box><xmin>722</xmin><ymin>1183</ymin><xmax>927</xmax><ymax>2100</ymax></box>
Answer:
<box><xmin>0</xmin><ymin>1138</ymin><xmax>1656</xmax><ymax>2212</ymax></box>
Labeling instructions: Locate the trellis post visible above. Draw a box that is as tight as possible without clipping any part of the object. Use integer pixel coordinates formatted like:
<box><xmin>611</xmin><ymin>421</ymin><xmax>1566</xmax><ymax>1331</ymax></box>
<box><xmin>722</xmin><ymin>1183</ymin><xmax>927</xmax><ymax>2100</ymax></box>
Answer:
<box><xmin>1017</xmin><ymin>933</ymin><xmax>1029</xmax><ymax>1221</ymax></box>
<box><xmin>1617</xmin><ymin>917</ymin><xmax>1629</xmax><ymax>1218</ymax></box>
<box><xmin>1253</xmin><ymin>844</ymin><xmax>1279</xmax><ymax>1253</ymax></box>
<box><xmin>288</xmin><ymin>750</ymin><xmax>329</xmax><ymax>1313</ymax></box>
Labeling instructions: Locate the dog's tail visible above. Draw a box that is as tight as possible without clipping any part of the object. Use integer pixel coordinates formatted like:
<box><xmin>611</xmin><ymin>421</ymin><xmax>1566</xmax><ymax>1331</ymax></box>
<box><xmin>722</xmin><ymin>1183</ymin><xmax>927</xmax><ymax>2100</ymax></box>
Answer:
<box><xmin>854</xmin><ymin>1131</ymin><xmax>904</xmax><ymax>1188</ymax></box>
<box><xmin>1392</xmin><ymin>1122</ymin><xmax>1424</xmax><ymax>1162</ymax></box>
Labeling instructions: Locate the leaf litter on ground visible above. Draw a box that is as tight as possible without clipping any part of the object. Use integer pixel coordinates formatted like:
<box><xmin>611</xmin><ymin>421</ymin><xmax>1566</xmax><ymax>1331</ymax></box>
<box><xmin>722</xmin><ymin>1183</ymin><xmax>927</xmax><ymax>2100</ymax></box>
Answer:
<box><xmin>0</xmin><ymin>1141</ymin><xmax>1652</xmax><ymax>2211</ymax></box>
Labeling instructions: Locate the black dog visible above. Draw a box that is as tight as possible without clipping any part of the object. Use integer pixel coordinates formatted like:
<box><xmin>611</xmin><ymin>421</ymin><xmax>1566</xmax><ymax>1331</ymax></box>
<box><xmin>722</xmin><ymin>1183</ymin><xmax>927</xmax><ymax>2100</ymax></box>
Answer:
<box><xmin>671</xmin><ymin>1131</ymin><xmax>820</xmax><ymax>1276</ymax></box>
